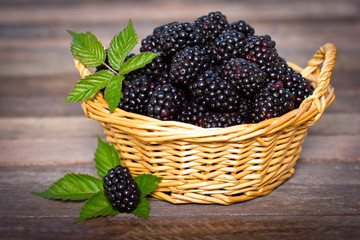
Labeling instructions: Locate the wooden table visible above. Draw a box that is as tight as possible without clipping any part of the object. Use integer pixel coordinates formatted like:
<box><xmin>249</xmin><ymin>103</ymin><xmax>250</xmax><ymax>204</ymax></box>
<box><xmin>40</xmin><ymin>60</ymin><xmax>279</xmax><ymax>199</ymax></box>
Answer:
<box><xmin>1</xmin><ymin>0</ymin><xmax>359</xmax><ymax>239</ymax></box>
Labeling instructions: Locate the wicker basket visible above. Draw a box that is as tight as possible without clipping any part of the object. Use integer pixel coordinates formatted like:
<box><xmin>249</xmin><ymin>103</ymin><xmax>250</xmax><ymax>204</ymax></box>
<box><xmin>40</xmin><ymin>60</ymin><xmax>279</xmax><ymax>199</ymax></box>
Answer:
<box><xmin>74</xmin><ymin>43</ymin><xmax>336</xmax><ymax>205</ymax></box>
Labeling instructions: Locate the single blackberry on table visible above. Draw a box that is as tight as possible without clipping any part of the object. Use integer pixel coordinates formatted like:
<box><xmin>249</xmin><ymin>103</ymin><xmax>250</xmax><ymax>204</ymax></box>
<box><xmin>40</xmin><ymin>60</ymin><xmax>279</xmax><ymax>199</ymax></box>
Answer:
<box><xmin>250</xmin><ymin>81</ymin><xmax>295</xmax><ymax>123</ymax></box>
<box><xmin>230</xmin><ymin>20</ymin><xmax>255</xmax><ymax>37</ymax></box>
<box><xmin>213</xmin><ymin>30</ymin><xmax>246</xmax><ymax>62</ymax></box>
<box><xmin>223</xmin><ymin>58</ymin><xmax>266</xmax><ymax>97</ymax></box>
<box><xmin>243</xmin><ymin>35</ymin><xmax>285</xmax><ymax>82</ymax></box>
<box><xmin>103</xmin><ymin>165</ymin><xmax>141</xmax><ymax>213</ymax></box>
<box><xmin>194</xmin><ymin>11</ymin><xmax>230</xmax><ymax>42</ymax></box>
<box><xmin>169</xmin><ymin>45</ymin><xmax>211</xmax><ymax>87</ymax></box>
<box><xmin>119</xmin><ymin>76</ymin><xmax>156</xmax><ymax>114</ymax></box>
<box><xmin>177</xmin><ymin>101</ymin><xmax>207</xmax><ymax>126</ymax></box>
<box><xmin>189</xmin><ymin>67</ymin><xmax>240</xmax><ymax>112</ymax></box>
<box><xmin>283</xmin><ymin>68</ymin><xmax>313</xmax><ymax>108</ymax></box>
<box><xmin>140</xmin><ymin>22</ymin><xmax>202</xmax><ymax>56</ymax></box>
<box><xmin>146</xmin><ymin>83</ymin><xmax>183</xmax><ymax>120</ymax></box>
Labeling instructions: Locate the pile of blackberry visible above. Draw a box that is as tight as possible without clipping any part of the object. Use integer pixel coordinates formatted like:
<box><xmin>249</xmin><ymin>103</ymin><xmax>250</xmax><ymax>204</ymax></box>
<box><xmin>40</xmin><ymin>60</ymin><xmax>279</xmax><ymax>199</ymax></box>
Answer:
<box><xmin>105</xmin><ymin>11</ymin><xmax>314</xmax><ymax>128</ymax></box>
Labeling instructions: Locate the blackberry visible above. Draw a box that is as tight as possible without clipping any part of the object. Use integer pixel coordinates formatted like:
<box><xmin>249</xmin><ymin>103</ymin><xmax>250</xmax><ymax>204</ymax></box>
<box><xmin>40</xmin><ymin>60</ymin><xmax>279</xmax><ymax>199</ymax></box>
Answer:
<box><xmin>189</xmin><ymin>67</ymin><xmax>240</xmax><ymax>112</ymax></box>
<box><xmin>119</xmin><ymin>76</ymin><xmax>155</xmax><ymax>114</ymax></box>
<box><xmin>140</xmin><ymin>22</ymin><xmax>202</xmax><ymax>56</ymax></box>
<box><xmin>201</xmin><ymin>110</ymin><xmax>249</xmax><ymax>128</ymax></box>
<box><xmin>132</xmin><ymin>50</ymin><xmax>171</xmax><ymax>83</ymax></box>
<box><xmin>146</xmin><ymin>83</ymin><xmax>183</xmax><ymax>120</ymax></box>
<box><xmin>243</xmin><ymin>35</ymin><xmax>285</xmax><ymax>82</ymax></box>
<box><xmin>195</xmin><ymin>11</ymin><xmax>229</xmax><ymax>42</ymax></box>
<box><xmin>230</xmin><ymin>20</ymin><xmax>255</xmax><ymax>37</ymax></box>
<box><xmin>177</xmin><ymin>101</ymin><xmax>207</xmax><ymax>126</ymax></box>
<box><xmin>283</xmin><ymin>68</ymin><xmax>313</xmax><ymax>108</ymax></box>
<box><xmin>250</xmin><ymin>81</ymin><xmax>295</xmax><ymax>123</ymax></box>
<box><xmin>223</xmin><ymin>58</ymin><xmax>266</xmax><ymax>97</ymax></box>
<box><xmin>103</xmin><ymin>165</ymin><xmax>141</xmax><ymax>213</ymax></box>
<box><xmin>169</xmin><ymin>45</ymin><xmax>211</xmax><ymax>87</ymax></box>
<box><xmin>214</xmin><ymin>30</ymin><xmax>246</xmax><ymax>62</ymax></box>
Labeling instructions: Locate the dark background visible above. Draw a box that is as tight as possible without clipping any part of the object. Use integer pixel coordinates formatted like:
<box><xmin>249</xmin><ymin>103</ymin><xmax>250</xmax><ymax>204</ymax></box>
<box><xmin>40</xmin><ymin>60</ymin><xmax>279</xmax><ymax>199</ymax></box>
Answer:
<box><xmin>0</xmin><ymin>0</ymin><xmax>359</xmax><ymax>239</ymax></box>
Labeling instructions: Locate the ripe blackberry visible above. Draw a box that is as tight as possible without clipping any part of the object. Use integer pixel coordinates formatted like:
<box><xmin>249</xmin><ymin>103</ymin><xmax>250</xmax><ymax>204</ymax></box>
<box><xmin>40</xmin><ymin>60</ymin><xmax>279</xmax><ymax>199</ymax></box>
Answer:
<box><xmin>132</xmin><ymin>50</ymin><xmax>171</xmax><ymax>83</ymax></box>
<box><xmin>283</xmin><ymin>69</ymin><xmax>313</xmax><ymax>108</ymax></box>
<box><xmin>214</xmin><ymin>30</ymin><xmax>246</xmax><ymax>62</ymax></box>
<box><xmin>189</xmin><ymin>67</ymin><xmax>240</xmax><ymax>112</ymax></box>
<box><xmin>103</xmin><ymin>165</ymin><xmax>141</xmax><ymax>213</ymax></box>
<box><xmin>243</xmin><ymin>35</ymin><xmax>285</xmax><ymax>82</ymax></box>
<box><xmin>140</xmin><ymin>22</ymin><xmax>202</xmax><ymax>56</ymax></box>
<box><xmin>177</xmin><ymin>101</ymin><xmax>207</xmax><ymax>126</ymax></box>
<box><xmin>223</xmin><ymin>58</ymin><xmax>266</xmax><ymax>97</ymax></box>
<box><xmin>250</xmin><ymin>81</ymin><xmax>295</xmax><ymax>123</ymax></box>
<box><xmin>230</xmin><ymin>20</ymin><xmax>255</xmax><ymax>37</ymax></box>
<box><xmin>169</xmin><ymin>45</ymin><xmax>211</xmax><ymax>87</ymax></box>
<box><xmin>146</xmin><ymin>83</ymin><xmax>183</xmax><ymax>120</ymax></box>
<box><xmin>195</xmin><ymin>11</ymin><xmax>229</xmax><ymax>42</ymax></box>
<box><xmin>119</xmin><ymin>76</ymin><xmax>155</xmax><ymax>114</ymax></box>
<box><xmin>201</xmin><ymin>110</ymin><xmax>249</xmax><ymax>128</ymax></box>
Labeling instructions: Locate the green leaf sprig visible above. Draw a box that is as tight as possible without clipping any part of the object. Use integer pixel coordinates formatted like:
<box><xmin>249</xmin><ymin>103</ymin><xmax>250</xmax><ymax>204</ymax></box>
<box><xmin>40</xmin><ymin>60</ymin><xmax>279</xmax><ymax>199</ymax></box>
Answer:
<box><xmin>63</xmin><ymin>20</ymin><xmax>160</xmax><ymax>112</ymax></box>
<box><xmin>32</xmin><ymin>137</ymin><xmax>162</xmax><ymax>222</ymax></box>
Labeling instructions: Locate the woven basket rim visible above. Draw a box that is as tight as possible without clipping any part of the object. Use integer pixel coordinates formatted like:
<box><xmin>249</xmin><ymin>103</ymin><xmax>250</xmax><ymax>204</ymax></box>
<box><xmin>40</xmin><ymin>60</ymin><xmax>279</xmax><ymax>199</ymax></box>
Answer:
<box><xmin>75</xmin><ymin>43</ymin><xmax>337</xmax><ymax>143</ymax></box>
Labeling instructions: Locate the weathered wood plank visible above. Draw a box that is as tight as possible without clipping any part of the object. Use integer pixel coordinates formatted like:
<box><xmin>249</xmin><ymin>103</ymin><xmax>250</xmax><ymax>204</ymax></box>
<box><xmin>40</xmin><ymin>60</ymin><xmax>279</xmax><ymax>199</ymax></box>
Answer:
<box><xmin>0</xmin><ymin>138</ymin><xmax>96</xmax><ymax>166</ymax></box>
<box><xmin>0</xmin><ymin>113</ymin><xmax>359</xmax><ymax>140</ymax></box>
<box><xmin>1</xmin><ymin>216</ymin><xmax>359</xmax><ymax>240</ymax></box>
<box><xmin>0</xmin><ymin>161</ymin><xmax>359</xmax><ymax>239</ymax></box>
<box><xmin>0</xmin><ymin>135</ymin><xmax>359</xmax><ymax>166</ymax></box>
<box><xmin>0</xmin><ymin>89</ymin><xmax>358</xmax><ymax>117</ymax></box>
<box><xmin>0</xmin><ymin>96</ymin><xmax>84</xmax><ymax>117</ymax></box>
<box><xmin>0</xmin><ymin>69</ymin><xmax>358</xmax><ymax>98</ymax></box>
<box><xmin>0</xmin><ymin>26</ymin><xmax>359</xmax><ymax>77</ymax></box>
<box><xmin>0</xmin><ymin>0</ymin><xmax>358</xmax><ymax>25</ymax></box>
<box><xmin>0</xmin><ymin>117</ymin><xmax>104</xmax><ymax>139</ymax></box>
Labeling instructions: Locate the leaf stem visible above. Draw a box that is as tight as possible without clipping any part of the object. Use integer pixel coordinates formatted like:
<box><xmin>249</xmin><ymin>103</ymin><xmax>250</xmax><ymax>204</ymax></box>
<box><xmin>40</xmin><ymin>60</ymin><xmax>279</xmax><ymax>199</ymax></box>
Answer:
<box><xmin>103</xmin><ymin>62</ymin><xmax>128</xmax><ymax>87</ymax></box>
<box><xmin>103</xmin><ymin>62</ymin><xmax>120</xmax><ymax>76</ymax></box>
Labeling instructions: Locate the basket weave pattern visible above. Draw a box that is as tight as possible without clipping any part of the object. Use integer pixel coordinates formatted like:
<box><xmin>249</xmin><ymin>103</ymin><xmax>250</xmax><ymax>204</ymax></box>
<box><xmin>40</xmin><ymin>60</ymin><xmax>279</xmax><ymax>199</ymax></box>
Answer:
<box><xmin>76</xmin><ymin>43</ymin><xmax>336</xmax><ymax>205</ymax></box>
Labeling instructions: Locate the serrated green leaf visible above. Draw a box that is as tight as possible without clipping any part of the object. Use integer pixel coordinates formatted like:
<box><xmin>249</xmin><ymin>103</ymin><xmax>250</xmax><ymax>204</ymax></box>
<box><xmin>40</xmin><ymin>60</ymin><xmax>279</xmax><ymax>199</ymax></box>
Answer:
<box><xmin>76</xmin><ymin>191</ymin><xmax>118</xmax><ymax>222</ymax></box>
<box><xmin>94</xmin><ymin>136</ymin><xmax>121</xmax><ymax>179</ymax></box>
<box><xmin>108</xmin><ymin>20</ymin><xmax>138</xmax><ymax>70</ymax></box>
<box><xmin>62</xmin><ymin>70</ymin><xmax>113</xmax><ymax>104</ymax></box>
<box><xmin>132</xmin><ymin>198</ymin><xmax>149</xmax><ymax>219</ymax></box>
<box><xmin>32</xmin><ymin>173</ymin><xmax>103</xmax><ymax>200</ymax></box>
<box><xmin>120</xmin><ymin>52</ymin><xmax>160</xmax><ymax>75</ymax></box>
<box><xmin>67</xmin><ymin>30</ymin><xmax>105</xmax><ymax>67</ymax></box>
<box><xmin>134</xmin><ymin>174</ymin><xmax>162</xmax><ymax>198</ymax></box>
<box><xmin>104</xmin><ymin>75</ymin><xmax>124</xmax><ymax>112</ymax></box>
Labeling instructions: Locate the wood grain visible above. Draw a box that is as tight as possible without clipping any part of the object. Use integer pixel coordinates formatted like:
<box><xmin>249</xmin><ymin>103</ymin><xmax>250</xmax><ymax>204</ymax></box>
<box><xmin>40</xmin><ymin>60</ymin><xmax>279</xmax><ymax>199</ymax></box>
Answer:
<box><xmin>0</xmin><ymin>162</ymin><xmax>359</xmax><ymax>239</ymax></box>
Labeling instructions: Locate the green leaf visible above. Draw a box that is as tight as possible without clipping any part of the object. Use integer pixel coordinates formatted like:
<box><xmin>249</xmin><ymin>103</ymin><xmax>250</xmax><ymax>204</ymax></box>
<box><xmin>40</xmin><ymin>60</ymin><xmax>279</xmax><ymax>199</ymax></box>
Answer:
<box><xmin>76</xmin><ymin>191</ymin><xmax>118</xmax><ymax>222</ymax></box>
<box><xmin>108</xmin><ymin>20</ymin><xmax>138</xmax><ymax>70</ymax></box>
<box><xmin>94</xmin><ymin>136</ymin><xmax>121</xmax><ymax>179</ymax></box>
<box><xmin>134</xmin><ymin>174</ymin><xmax>162</xmax><ymax>198</ymax></box>
<box><xmin>104</xmin><ymin>75</ymin><xmax>124</xmax><ymax>112</ymax></box>
<box><xmin>67</xmin><ymin>30</ymin><xmax>105</xmax><ymax>67</ymax></box>
<box><xmin>132</xmin><ymin>198</ymin><xmax>149</xmax><ymax>219</ymax></box>
<box><xmin>120</xmin><ymin>52</ymin><xmax>160</xmax><ymax>75</ymax></box>
<box><xmin>32</xmin><ymin>173</ymin><xmax>103</xmax><ymax>200</ymax></box>
<box><xmin>62</xmin><ymin>70</ymin><xmax>113</xmax><ymax>104</ymax></box>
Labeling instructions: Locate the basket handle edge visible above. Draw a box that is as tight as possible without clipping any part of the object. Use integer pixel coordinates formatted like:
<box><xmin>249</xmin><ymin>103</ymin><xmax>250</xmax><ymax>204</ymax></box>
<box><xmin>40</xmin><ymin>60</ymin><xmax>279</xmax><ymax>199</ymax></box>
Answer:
<box><xmin>300</xmin><ymin>43</ymin><xmax>337</xmax><ymax>124</ymax></box>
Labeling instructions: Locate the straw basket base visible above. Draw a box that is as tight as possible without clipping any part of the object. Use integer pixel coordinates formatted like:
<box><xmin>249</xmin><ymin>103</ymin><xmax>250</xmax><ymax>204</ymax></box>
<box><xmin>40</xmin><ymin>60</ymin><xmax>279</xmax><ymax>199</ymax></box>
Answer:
<box><xmin>76</xmin><ymin>43</ymin><xmax>337</xmax><ymax>205</ymax></box>
<box><xmin>151</xmin><ymin>168</ymin><xmax>295</xmax><ymax>205</ymax></box>
<box><xmin>103</xmin><ymin>120</ymin><xmax>307</xmax><ymax>205</ymax></box>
